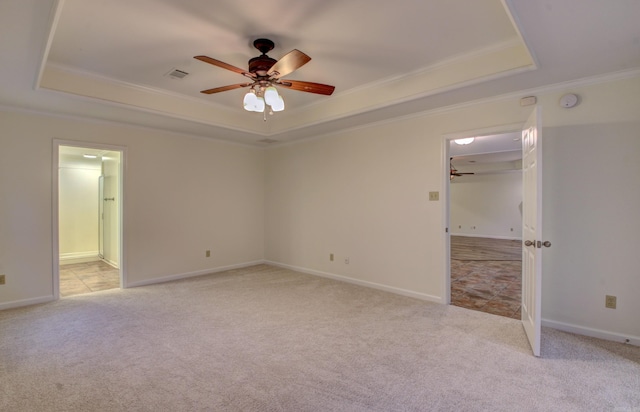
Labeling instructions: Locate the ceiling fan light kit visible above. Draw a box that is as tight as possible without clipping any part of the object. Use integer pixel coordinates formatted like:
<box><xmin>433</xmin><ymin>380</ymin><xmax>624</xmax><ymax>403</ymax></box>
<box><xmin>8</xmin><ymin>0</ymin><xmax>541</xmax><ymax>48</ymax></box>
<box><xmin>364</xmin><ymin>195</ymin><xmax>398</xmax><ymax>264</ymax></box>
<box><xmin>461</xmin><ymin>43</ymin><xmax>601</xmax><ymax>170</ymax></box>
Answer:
<box><xmin>243</xmin><ymin>90</ymin><xmax>265</xmax><ymax>112</ymax></box>
<box><xmin>195</xmin><ymin>38</ymin><xmax>334</xmax><ymax>118</ymax></box>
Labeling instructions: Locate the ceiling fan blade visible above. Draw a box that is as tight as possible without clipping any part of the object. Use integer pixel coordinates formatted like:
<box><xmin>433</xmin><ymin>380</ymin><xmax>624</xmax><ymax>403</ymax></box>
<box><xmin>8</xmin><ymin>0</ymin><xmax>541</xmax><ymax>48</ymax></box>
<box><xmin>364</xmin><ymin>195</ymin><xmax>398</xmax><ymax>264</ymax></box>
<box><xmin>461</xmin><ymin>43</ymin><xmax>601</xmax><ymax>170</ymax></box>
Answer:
<box><xmin>200</xmin><ymin>83</ymin><xmax>253</xmax><ymax>94</ymax></box>
<box><xmin>194</xmin><ymin>55</ymin><xmax>255</xmax><ymax>79</ymax></box>
<box><xmin>267</xmin><ymin>49</ymin><xmax>311</xmax><ymax>78</ymax></box>
<box><xmin>277</xmin><ymin>79</ymin><xmax>335</xmax><ymax>95</ymax></box>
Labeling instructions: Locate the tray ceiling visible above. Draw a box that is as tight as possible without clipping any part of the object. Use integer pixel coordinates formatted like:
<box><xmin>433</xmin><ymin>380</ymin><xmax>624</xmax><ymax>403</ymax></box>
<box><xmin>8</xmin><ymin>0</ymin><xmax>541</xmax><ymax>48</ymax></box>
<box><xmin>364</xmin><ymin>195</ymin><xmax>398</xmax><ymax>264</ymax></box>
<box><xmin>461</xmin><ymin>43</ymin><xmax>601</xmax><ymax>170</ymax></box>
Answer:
<box><xmin>1</xmin><ymin>1</ymin><xmax>639</xmax><ymax>145</ymax></box>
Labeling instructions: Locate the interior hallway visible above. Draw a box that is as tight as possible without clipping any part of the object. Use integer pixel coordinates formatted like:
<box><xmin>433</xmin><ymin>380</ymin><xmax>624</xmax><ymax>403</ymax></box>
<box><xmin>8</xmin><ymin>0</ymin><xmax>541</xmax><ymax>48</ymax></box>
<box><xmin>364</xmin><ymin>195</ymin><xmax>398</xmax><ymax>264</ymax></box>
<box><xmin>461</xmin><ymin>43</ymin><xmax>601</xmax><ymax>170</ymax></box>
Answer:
<box><xmin>450</xmin><ymin>236</ymin><xmax>522</xmax><ymax>319</ymax></box>
<box><xmin>60</xmin><ymin>260</ymin><xmax>120</xmax><ymax>297</ymax></box>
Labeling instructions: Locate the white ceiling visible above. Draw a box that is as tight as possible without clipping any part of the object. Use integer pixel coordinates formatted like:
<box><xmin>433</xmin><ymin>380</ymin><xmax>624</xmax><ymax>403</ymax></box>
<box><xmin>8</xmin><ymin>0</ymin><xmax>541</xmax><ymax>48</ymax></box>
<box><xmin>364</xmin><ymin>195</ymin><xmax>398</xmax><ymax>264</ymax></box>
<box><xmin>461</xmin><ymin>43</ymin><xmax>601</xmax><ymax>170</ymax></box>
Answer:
<box><xmin>450</xmin><ymin>132</ymin><xmax>522</xmax><ymax>165</ymax></box>
<box><xmin>2</xmin><ymin>1</ymin><xmax>640</xmax><ymax>146</ymax></box>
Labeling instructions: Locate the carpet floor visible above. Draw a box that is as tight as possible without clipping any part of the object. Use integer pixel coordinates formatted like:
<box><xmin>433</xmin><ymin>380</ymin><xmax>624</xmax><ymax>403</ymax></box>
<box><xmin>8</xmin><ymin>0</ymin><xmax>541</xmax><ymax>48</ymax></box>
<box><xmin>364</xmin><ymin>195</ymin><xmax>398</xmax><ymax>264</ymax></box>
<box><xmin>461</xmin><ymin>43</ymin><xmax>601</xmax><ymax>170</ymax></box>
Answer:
<box><xmin>1</xmin><ymin>264</ymin><xmax>638</xmax><ymax>411</ymax></box>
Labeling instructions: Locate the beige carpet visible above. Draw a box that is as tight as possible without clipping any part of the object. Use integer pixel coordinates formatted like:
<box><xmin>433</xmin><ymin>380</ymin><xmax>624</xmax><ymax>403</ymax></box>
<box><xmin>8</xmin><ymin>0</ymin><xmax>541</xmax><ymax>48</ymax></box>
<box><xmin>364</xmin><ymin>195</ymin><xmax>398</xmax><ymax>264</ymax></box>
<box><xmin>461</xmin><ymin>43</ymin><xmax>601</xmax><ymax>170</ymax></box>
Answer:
<box><xmin>1</xmin><ymin>264</ymin><xmax>638</xmax><ymax>411</ymax></box>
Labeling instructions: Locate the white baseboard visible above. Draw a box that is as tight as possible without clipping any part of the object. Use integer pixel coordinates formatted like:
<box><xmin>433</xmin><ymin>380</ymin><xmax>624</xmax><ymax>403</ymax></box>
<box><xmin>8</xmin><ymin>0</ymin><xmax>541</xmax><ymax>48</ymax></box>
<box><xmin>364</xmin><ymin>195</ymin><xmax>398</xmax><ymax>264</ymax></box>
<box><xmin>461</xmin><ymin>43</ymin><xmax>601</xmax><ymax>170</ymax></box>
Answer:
<box><xmin>5</xmin><ymin>265</ymin><xmax>636</xmax><ymax>348</ymax></box>
<box><xmin>126</xmin><ymin>260</ymin><xmax>266</xmax><ymax>288</ymax></box>
<box><xmin>101</xmin><ymin>258</ymin><xmax>119</xmax><ymax>269</ymax></box>
<box><xmin>60</xmin><ymin>251</ymin><xmax>100</xmax><ymax>265</ymax></box>
<box><xmin>265</xmin><ymin>260</ymin><xmax>443</xmax><ymax>303</ymax></box>
<box><xmin>450</xmin><ymin>233</ymin><xmax>522</xmax><ymax>241</ymax></box>
<box><xmin>542</xmin><ymin>318</ymin><xmax>640</xmax><ymax>347</ymax></box>
<box><xmin>0</xmin><ymin>295</ymin><xmax>55</xmax><ymax>311</ymax></box>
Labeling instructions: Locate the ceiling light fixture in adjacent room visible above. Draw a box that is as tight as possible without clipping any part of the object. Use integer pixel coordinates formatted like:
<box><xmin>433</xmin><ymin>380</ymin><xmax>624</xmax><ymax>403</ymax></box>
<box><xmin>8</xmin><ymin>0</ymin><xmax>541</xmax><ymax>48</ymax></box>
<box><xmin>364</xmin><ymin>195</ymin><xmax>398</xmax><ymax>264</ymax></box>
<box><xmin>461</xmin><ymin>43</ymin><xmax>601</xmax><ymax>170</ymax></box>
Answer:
<box><xmin>454</xmin><ymin>137</ymin><xmax>475</xmax><ymax>145</ymax></box>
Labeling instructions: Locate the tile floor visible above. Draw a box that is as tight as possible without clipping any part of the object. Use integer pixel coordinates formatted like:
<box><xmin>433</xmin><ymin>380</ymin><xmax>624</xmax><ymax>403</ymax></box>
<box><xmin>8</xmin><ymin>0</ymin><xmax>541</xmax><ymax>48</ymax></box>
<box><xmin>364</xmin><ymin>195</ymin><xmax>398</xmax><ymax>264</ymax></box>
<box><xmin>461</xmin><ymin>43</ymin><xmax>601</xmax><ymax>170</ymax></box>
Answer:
<box><xmin>451</xmin><ymin>236</ymin><xmax>522</xmax><ymax>319</ymax></box>
<box><xmin>60</xmin><ymin>260</ymin><xmax>120</xmax><ymax>297</ymax></box>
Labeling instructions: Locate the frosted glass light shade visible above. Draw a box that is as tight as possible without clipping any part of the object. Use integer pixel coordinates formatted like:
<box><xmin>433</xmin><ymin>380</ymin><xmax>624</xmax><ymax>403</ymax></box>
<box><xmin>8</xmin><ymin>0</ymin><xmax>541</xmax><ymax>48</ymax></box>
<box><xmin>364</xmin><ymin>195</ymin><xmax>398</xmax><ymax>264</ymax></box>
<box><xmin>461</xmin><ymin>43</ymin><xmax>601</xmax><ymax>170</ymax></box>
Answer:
<box><xmin>243</xmin><ymin>92</ymin><xmax>258</xmax><ymax>111</ymax></box>
<box><xmin>264</xmin><ymin>86</ymin><xmax>279</xmax><ymax>106</ymax></box>
<box><xmin>271</xmin><ymin>95</ymin><xmax>285</xmax><ymax>112</ymax></box>
<box><xmin>255</xmin><ymin>96</ymin><xmax>265</xmax><ymax>112</ymax></box>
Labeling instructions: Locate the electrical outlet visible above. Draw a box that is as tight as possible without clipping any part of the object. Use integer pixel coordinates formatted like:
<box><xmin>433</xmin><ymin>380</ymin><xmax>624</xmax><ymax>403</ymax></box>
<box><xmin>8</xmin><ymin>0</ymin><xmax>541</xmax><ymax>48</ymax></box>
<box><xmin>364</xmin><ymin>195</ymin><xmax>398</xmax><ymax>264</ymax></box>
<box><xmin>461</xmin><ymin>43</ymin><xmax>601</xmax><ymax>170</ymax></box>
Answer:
<box><xmin>0</xmin><ymin>274</ymin><xmax>5</xmax><ymax>285</ymax></box>
<box><xmin>344</xmin><ymin>257</ymin><xmax>350</xmax><ymax>264</ymax></box>
<box><xmin>605</xmin><ymin>295</ymin><xmax>617</xmax><ymax>309</ymax></box>
<box><xmin>330</xmin><ymin>253</ymin><xmax>334</xmax><ymax>261</ymax></box>
<box><xmin>205</xmin><ymin>250</ymin><xmax>211</xmax><ymax>258</ymax></box>
<box><xmin>429</xmin><ymin>191</ymin><xmax>439</xmax><ymax>201</ymax></box>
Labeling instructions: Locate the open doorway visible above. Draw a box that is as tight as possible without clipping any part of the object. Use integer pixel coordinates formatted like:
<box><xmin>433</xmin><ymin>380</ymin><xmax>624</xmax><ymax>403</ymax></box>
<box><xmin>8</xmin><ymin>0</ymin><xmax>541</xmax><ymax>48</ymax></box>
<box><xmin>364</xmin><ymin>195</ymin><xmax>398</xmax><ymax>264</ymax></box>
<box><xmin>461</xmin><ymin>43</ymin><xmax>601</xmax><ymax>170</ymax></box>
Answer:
<box><xmin>54</xmin><ymin>142</ymin><xmax>124</xmax><ymax>298</ymax></box>
<box><xmin>447</xmin><ymin>132</ymin><xmax>523</xmax><ymax>319</ymax></box>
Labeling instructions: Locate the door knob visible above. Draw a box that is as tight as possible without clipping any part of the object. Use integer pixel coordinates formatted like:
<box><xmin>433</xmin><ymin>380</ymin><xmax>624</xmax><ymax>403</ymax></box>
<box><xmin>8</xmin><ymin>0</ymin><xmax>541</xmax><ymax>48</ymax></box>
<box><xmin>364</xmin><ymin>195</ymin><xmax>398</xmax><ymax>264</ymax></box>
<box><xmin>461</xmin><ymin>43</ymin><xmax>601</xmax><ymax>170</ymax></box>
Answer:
<box><xmin>542</xmin><ymin>241</ymin><xmax>551</xmax><ymax>248</ymax></box>
<box><xmin>524</xmin><ymin>240</ymin><xmax>534</xmax><ymax>247</ymax></box>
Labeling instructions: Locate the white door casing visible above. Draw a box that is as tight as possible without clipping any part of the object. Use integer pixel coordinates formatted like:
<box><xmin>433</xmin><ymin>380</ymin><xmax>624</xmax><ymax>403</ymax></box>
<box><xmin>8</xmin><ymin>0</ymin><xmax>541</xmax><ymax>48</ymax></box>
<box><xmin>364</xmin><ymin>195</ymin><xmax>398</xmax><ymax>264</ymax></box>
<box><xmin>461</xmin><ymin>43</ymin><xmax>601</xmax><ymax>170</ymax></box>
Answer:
<box><xmin>53</xmin><ymin>139</ymin><xmax>126</xmax><ymax>298</ymax></box>
<box><xmin>521</xmin><ymin>106</ymin><xmax>542</xmax><ymax>356</ymax></box>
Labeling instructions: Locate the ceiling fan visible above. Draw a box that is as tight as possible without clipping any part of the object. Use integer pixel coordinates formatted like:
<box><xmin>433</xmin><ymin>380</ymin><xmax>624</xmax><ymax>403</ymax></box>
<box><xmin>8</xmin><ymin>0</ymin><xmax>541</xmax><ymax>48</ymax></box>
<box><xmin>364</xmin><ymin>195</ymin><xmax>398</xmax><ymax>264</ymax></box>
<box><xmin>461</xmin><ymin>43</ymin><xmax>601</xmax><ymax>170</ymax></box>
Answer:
<box><xmin>194</xmin><ymin>38</ymin><xmax>335</xmax><ymax>112</ymax></box>
<box><xmin>450</xmin><ymin>158</ymin><xmax>475</xmax><ymax>179</ymax></box>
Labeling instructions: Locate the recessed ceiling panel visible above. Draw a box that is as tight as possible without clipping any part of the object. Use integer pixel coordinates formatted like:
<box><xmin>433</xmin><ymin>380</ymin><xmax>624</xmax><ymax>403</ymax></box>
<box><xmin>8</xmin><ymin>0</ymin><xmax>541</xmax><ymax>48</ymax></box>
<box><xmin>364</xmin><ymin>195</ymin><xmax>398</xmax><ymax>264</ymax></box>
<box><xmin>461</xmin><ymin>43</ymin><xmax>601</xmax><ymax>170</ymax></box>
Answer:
<box><xmin>42</xmin><ymin>0</ymin><xmax>533</xmax><ymax>137</ymax></box>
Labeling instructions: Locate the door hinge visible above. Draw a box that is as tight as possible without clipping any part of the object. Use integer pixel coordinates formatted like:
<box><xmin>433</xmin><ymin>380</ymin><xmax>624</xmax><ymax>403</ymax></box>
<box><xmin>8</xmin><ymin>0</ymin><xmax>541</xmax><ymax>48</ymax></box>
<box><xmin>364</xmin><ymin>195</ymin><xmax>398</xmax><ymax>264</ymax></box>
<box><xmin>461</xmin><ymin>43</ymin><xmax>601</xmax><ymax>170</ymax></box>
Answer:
<box><xmin>446</xmin><ymin>227</ymin><xmax>449</xmax><ymax>233</ymax></box>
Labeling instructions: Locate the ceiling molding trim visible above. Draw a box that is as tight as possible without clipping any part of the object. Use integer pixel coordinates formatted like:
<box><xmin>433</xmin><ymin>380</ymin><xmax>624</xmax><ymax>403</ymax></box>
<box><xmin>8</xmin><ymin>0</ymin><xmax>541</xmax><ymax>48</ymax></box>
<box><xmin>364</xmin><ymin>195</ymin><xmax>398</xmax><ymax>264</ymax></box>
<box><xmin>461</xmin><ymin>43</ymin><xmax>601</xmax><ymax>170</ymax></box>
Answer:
<box><xmin>269</xmin><ymin>42</ymin><xmax>534</xmax><ymax>135</ymax></box>
<box><xmin>402</xmin><ymin>67</ymin><xmax>640</xmax><ymax>128</ymax></box>
<box><xmin>310</xmin><ymin>38</ymin><xmax>526</xmax><ymax>103</ymax></box>
<box><xmin>271</xmin><ymin>63</ymin><xmax>534</xmax><ymax>138</ymax></box>
<box><xmin>45</xmin><ymin>63</ymin><xmax>231</xmax><ymax>110</ymax></box>
<box><xmin>510</xmin><ymin>67</ymin><xmax>640</xmax><ymax>97</ymax></box>
<box><xmin>0</xmin><ymin>103</ymin><xmax>261</xmax><ymax>150</ymax></box>
<box><xmin>501</xmin><ymin>0</ymin><xmax>540</xmax><ymax>69</ymax></box>
<box><xmin>268</xmin><ymin>68</ymin><xmax>640</xmax><ymax>149</ymax></box>
<box><xmin>11</xmin><ymin>67</ymin><xmax>640</xmax><ymax>151</ymax></box>
<box><xmin>40</xmin><ymin>64</ymin><xmax>269</xmax><ymax>135</ymax></box>
<box><xmin>4</xmin><ymin>67</ymin><xmax>639</xmax><ymax>151</ymax></box>
<box><xmin>35</xmin><ymin>0</ymin><xmax>65</xmax><ymax>91</ymax></box>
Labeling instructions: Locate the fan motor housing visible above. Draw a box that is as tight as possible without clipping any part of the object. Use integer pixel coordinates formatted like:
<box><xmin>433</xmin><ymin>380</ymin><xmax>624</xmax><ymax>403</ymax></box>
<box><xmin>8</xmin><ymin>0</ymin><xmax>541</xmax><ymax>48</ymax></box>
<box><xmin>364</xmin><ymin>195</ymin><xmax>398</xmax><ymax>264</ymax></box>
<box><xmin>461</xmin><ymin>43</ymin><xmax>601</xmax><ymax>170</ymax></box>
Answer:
<box><xmin>248</xmin><ymin>55</ymin><xmax>277</xmax><ymax>76</ymax></box>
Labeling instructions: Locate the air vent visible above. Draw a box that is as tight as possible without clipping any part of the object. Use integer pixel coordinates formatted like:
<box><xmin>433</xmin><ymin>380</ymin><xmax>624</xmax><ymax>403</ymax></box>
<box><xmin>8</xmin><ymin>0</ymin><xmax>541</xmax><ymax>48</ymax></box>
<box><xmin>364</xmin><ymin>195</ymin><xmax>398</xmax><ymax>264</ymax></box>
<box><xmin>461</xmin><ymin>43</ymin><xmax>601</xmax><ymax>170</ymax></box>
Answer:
<box><xmin>165</xmin><ymin>69</ymin><xmax>189</xmax><ymax>79</ymax></box>
<box><xmin>257</xmin><ymin>139</ymin><xmax>278</xmax><ymax>144</ymax></box>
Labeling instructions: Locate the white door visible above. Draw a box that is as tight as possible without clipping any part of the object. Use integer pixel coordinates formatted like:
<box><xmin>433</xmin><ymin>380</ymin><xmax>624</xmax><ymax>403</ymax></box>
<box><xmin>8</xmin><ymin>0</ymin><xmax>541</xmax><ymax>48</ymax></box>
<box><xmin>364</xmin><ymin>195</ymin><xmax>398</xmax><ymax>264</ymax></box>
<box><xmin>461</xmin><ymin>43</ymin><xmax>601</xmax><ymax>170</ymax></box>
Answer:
<box><xmin>522</xmin><ymin>106</ymin><xmax>542</xmax><ymax>356</ymax></box>
<box><xmin>102</xmin><ymin>154</ymin><xmax>120</xmax><ymax>268</ymax></box>
<box><xmin>99</xmin><ymin>175</ymin><xmax>105</xmax><ymax>259</ymax></box>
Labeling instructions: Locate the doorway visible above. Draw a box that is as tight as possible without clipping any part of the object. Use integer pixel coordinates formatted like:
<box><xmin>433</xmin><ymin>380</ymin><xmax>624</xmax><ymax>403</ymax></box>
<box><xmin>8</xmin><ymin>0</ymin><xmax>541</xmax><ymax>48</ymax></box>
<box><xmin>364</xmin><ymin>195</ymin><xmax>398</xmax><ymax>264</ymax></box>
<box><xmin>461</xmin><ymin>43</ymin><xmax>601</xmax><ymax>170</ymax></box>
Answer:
<box><xmin>446</xmin><ymin>132</ymin><xmax>523</xmax><ymax>319</ymax></box>
<box><xmin>54</xmin><ymin>141</ymin><xmax>125</xmax><ymax>298</ymax></box>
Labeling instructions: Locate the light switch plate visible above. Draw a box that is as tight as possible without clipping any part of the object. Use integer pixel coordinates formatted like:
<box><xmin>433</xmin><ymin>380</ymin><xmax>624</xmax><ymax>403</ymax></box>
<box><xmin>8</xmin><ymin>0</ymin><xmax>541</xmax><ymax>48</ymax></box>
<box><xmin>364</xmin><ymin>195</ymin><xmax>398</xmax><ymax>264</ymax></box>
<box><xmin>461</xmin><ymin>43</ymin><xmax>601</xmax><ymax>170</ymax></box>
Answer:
<box><xmin>605</xmin><ymin>295</ymin><xmax>617</xmax><ymax>309</ymax></box>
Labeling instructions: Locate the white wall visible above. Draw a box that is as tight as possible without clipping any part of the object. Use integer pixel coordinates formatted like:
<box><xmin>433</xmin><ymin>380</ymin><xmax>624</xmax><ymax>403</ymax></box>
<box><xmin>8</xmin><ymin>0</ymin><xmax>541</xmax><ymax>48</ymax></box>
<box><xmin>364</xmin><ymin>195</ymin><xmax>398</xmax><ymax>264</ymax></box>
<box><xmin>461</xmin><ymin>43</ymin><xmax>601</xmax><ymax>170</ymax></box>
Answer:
<box><xmin>1</xmin><ymin>74</ymin><xmax>639</xmax><ymax>344</ymax></box>
<box><xmin>450</xmin><ymin>171</ymin><xmax>522</xmax><ymax>239</ymax></box>
<box><xmin>0</xmin><ymin>111</ymin><xmax>265</xmax><ymax>307</ymax></box>
<box><xmin>265</xmin><ymin>100</ymin><xmax>528</xmax><ymax>300</ymax></box>
<box><xmin>539</xmin><ymin>77</ymin><xmax>640</xmax><ymax>342</ymax></box>
<box><xmin>58</xmin><ymin>154</ymin><xmax>101</xmax><ymax>260</ymax></box>
<box><xmin>265</xmin><ymin>74</ymin><xmax>640</xmax><ymax>342</ymax></box>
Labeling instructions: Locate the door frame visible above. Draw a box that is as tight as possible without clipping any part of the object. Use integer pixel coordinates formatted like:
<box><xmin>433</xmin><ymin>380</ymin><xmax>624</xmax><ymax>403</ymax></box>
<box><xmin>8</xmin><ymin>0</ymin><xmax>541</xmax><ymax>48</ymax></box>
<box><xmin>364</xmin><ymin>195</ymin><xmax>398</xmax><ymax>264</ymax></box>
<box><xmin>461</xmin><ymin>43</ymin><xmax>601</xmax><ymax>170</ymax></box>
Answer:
<box><xmin>441</xmin><ymin>122</ymin><xmax>525</xmax><ymax>304</ymax></box>
<box><xmin>52</xmin><ymin>139</ymin><xmax>127</xmax><ymax>299</ymax></box>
